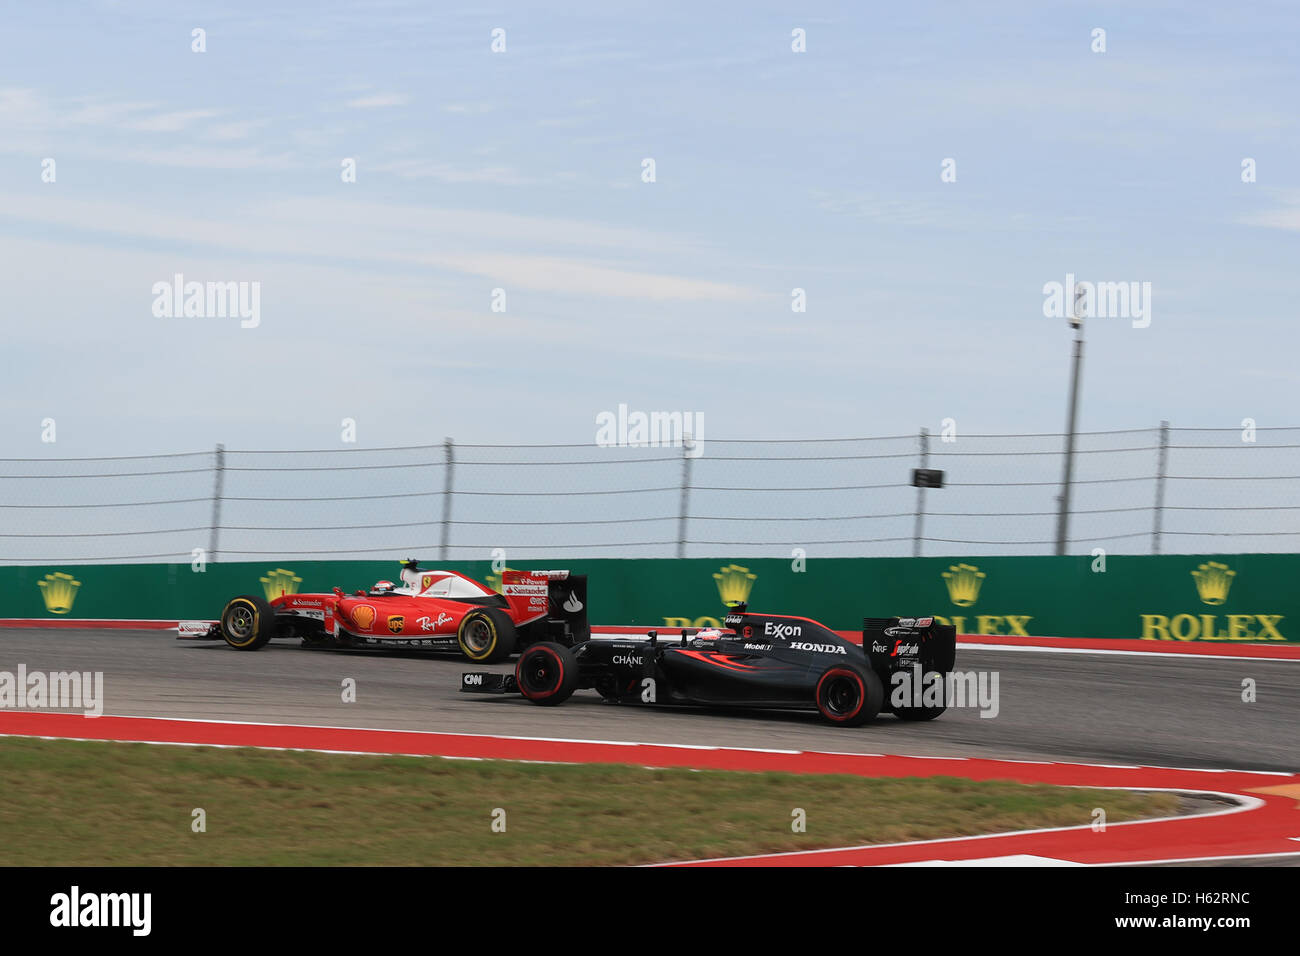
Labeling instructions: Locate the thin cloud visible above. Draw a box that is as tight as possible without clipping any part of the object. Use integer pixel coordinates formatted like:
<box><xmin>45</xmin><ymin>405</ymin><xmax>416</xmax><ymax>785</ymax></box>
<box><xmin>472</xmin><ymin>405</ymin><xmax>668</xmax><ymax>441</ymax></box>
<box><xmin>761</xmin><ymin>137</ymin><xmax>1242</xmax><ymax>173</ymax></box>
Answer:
<box><xmin>813</xmin><ymin>191</ymin><xmax>954</xmax><ymax>228</ymax></box>
<box><xmin>123</xmin><ymin>109</ymin><xmax>225</xmax><ymax>132</ymax></box>
<box><xmin>423</xmin><ymin>252</ymin><xmax>763</xmax><ymax>302</ymax></box>
<box><xmin>1239</xmin><ymin>190</ymin><xmax>1300</xmax><ymax>231</ymax></box>
<box><xmin>0</xmin><ymin>193</ymin><xmax>759</xmax><ymax>303</ymax></box>
<box><xmin>370</xmin><ymin>158</ymin><xmax>533</xmax><ymax>184</ymax></box>
<box><xmin>202</xmin><ymin>119</ymin><xmax>273</xmax><ymax>142</ymax></box>
<box><xmin>344</xmin><ymin>92</ymin><xmax>409</xmax><ymax>109</ymax></box>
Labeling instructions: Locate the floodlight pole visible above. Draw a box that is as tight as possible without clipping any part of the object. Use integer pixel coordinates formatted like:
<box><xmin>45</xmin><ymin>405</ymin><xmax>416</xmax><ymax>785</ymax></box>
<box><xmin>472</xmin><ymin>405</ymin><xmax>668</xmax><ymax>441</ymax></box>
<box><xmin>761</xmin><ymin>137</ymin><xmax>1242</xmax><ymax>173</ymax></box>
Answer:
<box><xmin>912</xmin><ymin>427</ymin><xmax>929</xmax><ymax>557</ymax></box>
<box><xmin>209</xmin><ymin>443</ymin><xmax>225</xmax><ymax>564</ymax></box>
<box><xmin>1055</xmin><ymin>310</ymin><xmax>1085</xmax><ymax>556</ymax></box>
<box><xmin>440</xmin><ymin>438</ymin><xmax>455</xmax><ymax>561</ymax></box>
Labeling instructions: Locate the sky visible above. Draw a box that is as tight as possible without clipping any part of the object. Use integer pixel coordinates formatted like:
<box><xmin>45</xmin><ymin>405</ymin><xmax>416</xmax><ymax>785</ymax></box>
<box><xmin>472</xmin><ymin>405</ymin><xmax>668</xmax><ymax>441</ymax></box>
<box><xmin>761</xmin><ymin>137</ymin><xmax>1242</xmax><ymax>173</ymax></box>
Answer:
<box><xmin>2</xmin><ymin>0</ymin><xmax>1299</xmax><ymax>461</ymax></box>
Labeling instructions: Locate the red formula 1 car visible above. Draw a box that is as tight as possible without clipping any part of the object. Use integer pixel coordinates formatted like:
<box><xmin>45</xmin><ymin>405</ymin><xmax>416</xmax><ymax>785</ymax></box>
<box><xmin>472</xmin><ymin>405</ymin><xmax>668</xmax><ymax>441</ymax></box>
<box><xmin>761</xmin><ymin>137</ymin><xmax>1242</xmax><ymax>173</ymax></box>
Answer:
<box><xmin>185</xmin><ymin>561</ymin><xmax>589</xmax><ymax>663</ymax></box>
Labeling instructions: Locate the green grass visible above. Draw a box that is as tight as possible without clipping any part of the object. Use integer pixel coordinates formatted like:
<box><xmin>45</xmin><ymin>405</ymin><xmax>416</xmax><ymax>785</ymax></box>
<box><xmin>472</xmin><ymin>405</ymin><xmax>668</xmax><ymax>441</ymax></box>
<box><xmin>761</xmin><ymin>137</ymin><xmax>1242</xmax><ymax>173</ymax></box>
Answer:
<box><xmin>0</xmin><ymin>738</ymin><xmax>1179</xmax><ymax>865</ymax></box>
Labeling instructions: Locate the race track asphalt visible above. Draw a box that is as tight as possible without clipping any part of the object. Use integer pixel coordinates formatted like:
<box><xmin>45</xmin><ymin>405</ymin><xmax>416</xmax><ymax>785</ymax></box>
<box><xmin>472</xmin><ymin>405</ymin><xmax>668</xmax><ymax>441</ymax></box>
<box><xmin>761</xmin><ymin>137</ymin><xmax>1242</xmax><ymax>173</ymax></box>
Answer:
<box><xmin>2</xmin><ymin>628</ymin><xmax>1296</xmax><ymax>773</ymax></box>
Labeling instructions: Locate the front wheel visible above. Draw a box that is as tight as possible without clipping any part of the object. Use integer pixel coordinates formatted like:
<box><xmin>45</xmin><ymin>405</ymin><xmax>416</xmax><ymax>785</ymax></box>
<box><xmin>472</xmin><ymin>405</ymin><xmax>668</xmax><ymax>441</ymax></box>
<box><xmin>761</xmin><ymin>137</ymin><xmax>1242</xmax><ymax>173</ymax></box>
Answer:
<box><xmin>457</xmin><ymin>608</ymin><xmax>517</xmax><ymax>663</ymax></box>
<box><xmin>815</xmin><ymin>663</ymin><xmax>883</xmax><ymax>727</ymax></box>
<box><xmin>515</xmin><ymin>642</ymin><xmax>579</xmax><ymax>706</ymax></box>
<box><xmin>220</xmin><ymin>595</ymin><xmax>276</xmax><ymax>651</ymax></box>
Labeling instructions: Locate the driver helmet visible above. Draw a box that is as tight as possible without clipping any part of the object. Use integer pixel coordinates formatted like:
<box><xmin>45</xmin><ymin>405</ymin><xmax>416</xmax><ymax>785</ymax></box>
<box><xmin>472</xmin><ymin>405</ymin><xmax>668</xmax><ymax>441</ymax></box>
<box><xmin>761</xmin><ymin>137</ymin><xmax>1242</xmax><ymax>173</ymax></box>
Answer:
<box><xmin>694</xmin><ymin>627</ymin><xmax>725</xmax><ymax>642</ymax></box>
<box><xmin>372</xmin><ymin>579</ymin><xmax>397</xmax><ymax>594</ymax></box>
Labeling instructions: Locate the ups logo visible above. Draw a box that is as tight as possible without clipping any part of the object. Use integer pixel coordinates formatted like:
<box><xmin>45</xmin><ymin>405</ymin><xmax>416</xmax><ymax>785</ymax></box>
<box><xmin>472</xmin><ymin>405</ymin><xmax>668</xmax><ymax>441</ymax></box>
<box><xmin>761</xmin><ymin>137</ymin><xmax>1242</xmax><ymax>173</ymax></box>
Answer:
<box><xmin>387</xmin><ymin>615</ymin><xmax>405</xmax><ymax>634</ymax></box>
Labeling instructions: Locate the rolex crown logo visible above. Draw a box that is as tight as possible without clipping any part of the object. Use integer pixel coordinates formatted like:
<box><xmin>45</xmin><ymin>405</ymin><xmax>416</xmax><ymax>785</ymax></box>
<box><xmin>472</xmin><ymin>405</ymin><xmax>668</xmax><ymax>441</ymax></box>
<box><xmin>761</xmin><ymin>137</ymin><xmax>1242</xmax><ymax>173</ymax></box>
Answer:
<box><xmin>942</xmin><ymin>563</ymin><xmax>986</xmax><ymax>608</ymax></box>
<box><xmin>260</xmin><ymin>568</ymin><xmax>303</xmax><ymax>601</ymax></box>
<box><xmin>38</xmin><ymin>572</ymin><xmax>81</xmax><ymax>615</ymax></box>
<box><xmin>713</xmin><ymin>564</ymin><xmax>756</xmax><ymax>607</ymax></box>
<box><xmin>1191</xmin><ymin>561</ymin><xmax>1235</xmax><ymax>606</ymax></box>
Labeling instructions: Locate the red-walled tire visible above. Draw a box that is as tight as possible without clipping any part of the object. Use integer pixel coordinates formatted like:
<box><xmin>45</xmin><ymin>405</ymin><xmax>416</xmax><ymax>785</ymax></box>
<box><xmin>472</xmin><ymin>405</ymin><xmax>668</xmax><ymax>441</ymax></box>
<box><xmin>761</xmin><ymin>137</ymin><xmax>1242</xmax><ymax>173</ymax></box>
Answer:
<box><xmin>815</xmin><ymin>663</ymin><xmax>883</xmax><ymax>727</ymax></box>
<box><xmin>515</xmin><ymin>642</ymin><xmax>579</xmax><ymax>706</ymax></box>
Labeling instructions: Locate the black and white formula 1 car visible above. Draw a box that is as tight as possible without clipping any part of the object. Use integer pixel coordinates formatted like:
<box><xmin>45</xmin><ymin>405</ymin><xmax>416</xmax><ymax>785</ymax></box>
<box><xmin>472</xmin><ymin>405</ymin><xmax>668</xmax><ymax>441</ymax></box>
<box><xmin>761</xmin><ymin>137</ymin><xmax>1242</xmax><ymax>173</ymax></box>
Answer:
<box><xmin>460</xmin><ymin>604</ymin><xmax>957</xmax><ymax>726</ymax></box>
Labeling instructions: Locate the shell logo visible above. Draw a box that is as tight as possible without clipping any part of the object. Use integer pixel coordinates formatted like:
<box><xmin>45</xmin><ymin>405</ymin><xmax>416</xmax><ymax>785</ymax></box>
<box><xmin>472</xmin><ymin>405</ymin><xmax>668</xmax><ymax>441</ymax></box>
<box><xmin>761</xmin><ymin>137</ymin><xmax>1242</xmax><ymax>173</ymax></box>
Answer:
<box><xmin>351</xmin><ymin>604</ymin><xmax>377</xmax><ymax>631</ymax></box>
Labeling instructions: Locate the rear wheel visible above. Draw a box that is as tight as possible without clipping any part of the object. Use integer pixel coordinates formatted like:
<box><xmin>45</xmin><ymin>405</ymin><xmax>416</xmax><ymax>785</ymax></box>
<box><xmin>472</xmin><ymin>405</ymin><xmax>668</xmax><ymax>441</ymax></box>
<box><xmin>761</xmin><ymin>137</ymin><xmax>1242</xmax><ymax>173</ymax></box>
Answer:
<box><xmin>815</xmin><ymin>663</ymin><xmax>883</xmax><ymax>727</ymax></box>
<box><xmin>894</xmin><ymin>705</ymin><xmax>947</xmax><ymax>721</ymax></box>
<box><xmin>894</xmin><ymin>624</ymin><xmax>955</xmax><ymax>720</ymax></box>
<box><xmin>515</xmin><ymin>642</ymin><xmax>579</xmax><ymax>706</ymax></box>
<box><xmin>893</xmin><ymin>683</ymin><xmax>949</xmax><ymax>722</ymax></box>
<box><xmin>220</xmin><ymin>595</ymin><xmax>276</xmax><ymax>651</ymax></box>
<box><xmin>457</xmin><ymin>608</ymin><xmax>517</xmax><ymax>663</ymax></box>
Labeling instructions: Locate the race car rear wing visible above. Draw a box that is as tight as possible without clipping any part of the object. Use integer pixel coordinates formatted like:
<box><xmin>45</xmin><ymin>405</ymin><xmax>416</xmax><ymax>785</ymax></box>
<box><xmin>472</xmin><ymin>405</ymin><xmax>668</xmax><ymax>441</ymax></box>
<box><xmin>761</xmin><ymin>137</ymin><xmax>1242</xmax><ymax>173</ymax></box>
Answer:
<box><xmin>546</xmin><ymin>572</ymin><xmax>590</xmax><ymax>644</ymax></box>
<box><xmin>501</xmin><ymin>570</ymin><xmax>590</xmax><ymax>646</ymax></box>
<box><xmin>863</xmin><ymin>617</ymin><xmax>957</xmax><ymax>674</ymax></box>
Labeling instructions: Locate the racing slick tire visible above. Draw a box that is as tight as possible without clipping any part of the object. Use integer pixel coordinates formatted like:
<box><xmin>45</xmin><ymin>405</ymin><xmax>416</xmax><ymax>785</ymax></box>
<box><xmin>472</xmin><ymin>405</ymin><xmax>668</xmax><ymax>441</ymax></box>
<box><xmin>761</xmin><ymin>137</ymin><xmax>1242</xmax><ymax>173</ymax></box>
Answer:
<box><xmin>891</xmin><ymin>625</ymin><xmax>956</xmax><ymax>721</ymax></box>
<box><xmin>515</xmin><ymin>642</ymin><xmax>579</xmax><ymax>706</ymax></box>
<box><xmin>814</xmin><ymin>663</ymin><xmax>883</xmax><ymax>727</ymax></box>
<box><xmin>457</xmin><ymin>607</ymin><xmax>517</xmax><ymax>663</ymax></box>
<box><xmin>892</xmin><ymin>685</ymin><xmax>949</xmax><ymax>722</ymax></box>
<box><xmin>220</xmin><ymin>595</ymin><xmax>276</xmax><ymax>651</ymax></box>
<box><xmin>893</xmin><ymin>703</ymin><xmax>947</xmax><ymax>721</ymax></box>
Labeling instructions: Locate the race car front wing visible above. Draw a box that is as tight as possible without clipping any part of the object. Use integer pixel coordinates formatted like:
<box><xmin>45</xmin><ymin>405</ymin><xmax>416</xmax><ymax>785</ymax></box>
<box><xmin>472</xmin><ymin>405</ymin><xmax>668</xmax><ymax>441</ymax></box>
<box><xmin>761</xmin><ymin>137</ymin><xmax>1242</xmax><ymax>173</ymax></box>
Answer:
<box><xmin>461</xmin><ymin>672</ymin><xmax>518</xmax><ymax>694</ymax></box>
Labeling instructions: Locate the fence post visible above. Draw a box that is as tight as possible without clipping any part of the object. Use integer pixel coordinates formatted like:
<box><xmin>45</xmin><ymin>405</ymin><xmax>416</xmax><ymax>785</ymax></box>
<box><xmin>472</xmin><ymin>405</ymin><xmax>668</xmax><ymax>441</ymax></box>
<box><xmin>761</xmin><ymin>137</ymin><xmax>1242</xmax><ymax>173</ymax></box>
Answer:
<box><xmin>1152</xmin><ymin>421</ymin><xmax>1169</xmax><ymax>554</ymax></box>
<box><xmin>441</xmin><ymin>438</ymin><xmax>455</xmax><ymax>561</ymax></box>
<box><xmin>208</xmin><ymin>443</ymin><xmax>225</xmax><ymax>564</ymax></box>
<box><xmin>912</xmin><ymin>427</ymin><xmax>929</xmax><ymax>557</ymax></box>
<box><xmin>677</xmin><ymin>435</ymin><xmax>694</xmax><ymax>559</ymax></box>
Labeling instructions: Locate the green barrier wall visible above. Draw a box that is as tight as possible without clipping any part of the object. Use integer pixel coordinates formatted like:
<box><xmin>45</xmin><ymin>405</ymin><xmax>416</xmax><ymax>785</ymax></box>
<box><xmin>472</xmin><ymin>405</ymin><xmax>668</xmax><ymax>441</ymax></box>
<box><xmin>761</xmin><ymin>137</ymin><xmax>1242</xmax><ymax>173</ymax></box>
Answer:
<box><xmin>3</xmin><ymin>553</ymin><xmax>1294</xmax><ymax>642</ymax></box>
